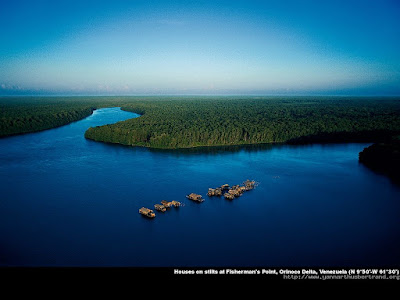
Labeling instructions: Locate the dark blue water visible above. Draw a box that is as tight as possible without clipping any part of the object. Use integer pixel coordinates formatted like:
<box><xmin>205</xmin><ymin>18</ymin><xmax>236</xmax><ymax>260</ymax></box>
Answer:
<box><xmin>1</xmin><ymin>107</ymin><xmax>399</xmax><ymax>267</ymax></box>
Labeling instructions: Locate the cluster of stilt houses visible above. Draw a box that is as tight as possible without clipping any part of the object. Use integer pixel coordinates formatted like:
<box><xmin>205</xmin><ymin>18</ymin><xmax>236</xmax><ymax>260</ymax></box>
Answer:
<box><xmin>207</xmin><ymin>180</ymin><xmax>256</xmax><ymax>200</ymax></box>
<box><xmin>139</xmin><ymin>179</ymin><xmax>257</xmax><ymax>218</ymax></box>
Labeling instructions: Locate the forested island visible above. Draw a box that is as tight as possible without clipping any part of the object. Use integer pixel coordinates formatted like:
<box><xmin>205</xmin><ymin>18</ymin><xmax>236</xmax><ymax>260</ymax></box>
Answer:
<box><xmin>1</xmin><ymin>96</ymin><xmax>400</xmax><ymax>148</ymax></box>
<box><xmin>84</xmin><ymin>96</ymin><xmax>400</xmax><ymax>149</ymax></box>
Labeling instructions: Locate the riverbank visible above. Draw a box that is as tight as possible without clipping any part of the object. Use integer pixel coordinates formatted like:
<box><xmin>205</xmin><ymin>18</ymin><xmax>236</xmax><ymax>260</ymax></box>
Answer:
<box><xmin>359</xmin><ymin>137</ymin><xmax>400</xmax><ymax>184</ymax></box>
<box><xmin>0</xmin><ymin>96</ymin><xmax>142</xmax><ymax>138</ymax></box>
<box><xmin>0</xmin><ymin>97</ymin><xmax>102</xmax><ymax>137</ymax></box>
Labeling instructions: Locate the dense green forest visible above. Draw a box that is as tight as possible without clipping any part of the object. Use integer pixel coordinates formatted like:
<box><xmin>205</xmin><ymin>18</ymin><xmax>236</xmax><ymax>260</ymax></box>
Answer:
<box><xmin>1</xmin><ymin>96</ymin><xmax>400</xmax><ymax>149</ymax></box>
<box><xmin>85</xmin><ymin>97</ymin><xmax>400</xmax><ymax>149</ymax></box>
<box><xmin>0</xmin><ymin>97</ymin><xmax>94</xmax><ymax>137</ymax></box>
<box><xmin>0</xmin><ymin>96</ymin><xmax>131</xmax><ymax>137</ymax></box>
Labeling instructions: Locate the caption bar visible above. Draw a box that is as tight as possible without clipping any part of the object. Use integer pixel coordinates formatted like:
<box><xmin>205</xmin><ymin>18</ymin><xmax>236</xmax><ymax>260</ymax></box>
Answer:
<box><xmin>173</xmin><ymin>268</ymin><xmax>400</xmax><ymax>280</ymax></box>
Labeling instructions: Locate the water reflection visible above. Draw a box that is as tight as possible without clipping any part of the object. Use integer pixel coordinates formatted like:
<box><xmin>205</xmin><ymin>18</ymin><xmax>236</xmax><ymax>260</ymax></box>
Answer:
<box><xmin>147</xmin><ymin>143</ymin><xmax>276</xmax><ymax>156</ymax></box>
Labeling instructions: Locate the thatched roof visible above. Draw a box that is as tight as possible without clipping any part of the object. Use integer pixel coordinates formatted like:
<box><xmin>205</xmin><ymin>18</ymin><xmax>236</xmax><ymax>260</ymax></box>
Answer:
<box><xmin>139</xmin><ymin>207</ymin><xmax>153</xmax><ymax>214</ymax></box>
<box><xmin>188</xmin><ymin>193</ymin><xmax>201</xmax><ymax>198</ymax></box>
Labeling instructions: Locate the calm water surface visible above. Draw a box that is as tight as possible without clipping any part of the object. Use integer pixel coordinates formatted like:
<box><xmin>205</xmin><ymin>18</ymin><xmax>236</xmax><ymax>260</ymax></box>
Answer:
<box><xmin>0</xmin><ymin>107</ymin><xmax>399</xmax><ymax>267</ymax></box>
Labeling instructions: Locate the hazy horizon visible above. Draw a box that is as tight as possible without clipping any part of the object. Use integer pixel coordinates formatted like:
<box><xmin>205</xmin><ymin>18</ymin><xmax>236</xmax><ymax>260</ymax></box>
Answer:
<box><xmin>1</xmin><ymin>0</ymin><xmax>400</xmax><ymax>96</ymax></box>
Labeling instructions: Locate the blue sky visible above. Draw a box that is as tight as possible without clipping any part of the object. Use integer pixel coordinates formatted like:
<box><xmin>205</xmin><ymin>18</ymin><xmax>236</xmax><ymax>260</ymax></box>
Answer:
<box><xmin>0</xmin><ymin>0</ymin><xmax>399</xmax><ymax>95</ymax></box>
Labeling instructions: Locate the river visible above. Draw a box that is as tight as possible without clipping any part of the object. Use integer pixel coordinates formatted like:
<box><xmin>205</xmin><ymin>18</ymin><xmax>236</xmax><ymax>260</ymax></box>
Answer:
<box><xmin>0</xmin><ymin>107</ymin><xmax>399</xmax><ymax>267</ymax></box>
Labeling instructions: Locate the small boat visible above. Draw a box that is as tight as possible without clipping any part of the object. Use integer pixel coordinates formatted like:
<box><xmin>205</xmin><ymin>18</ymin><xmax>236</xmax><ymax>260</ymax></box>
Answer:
<box><xmin>154</xmin><ymin>204</ymin><xmax>166</xmax><ymax>212</ymax></box>
<box><xmin>139</xmin><ymin>207</ymin><xmax>156</xmax><ymax>218</ymax></box>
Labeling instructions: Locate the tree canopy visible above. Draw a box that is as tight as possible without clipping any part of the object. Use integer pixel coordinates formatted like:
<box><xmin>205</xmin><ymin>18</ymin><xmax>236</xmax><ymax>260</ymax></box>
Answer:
<box><xmin>85</xmin><ymin>96</ymin><xmax>400</xmax><ymax>148</ymax></box>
